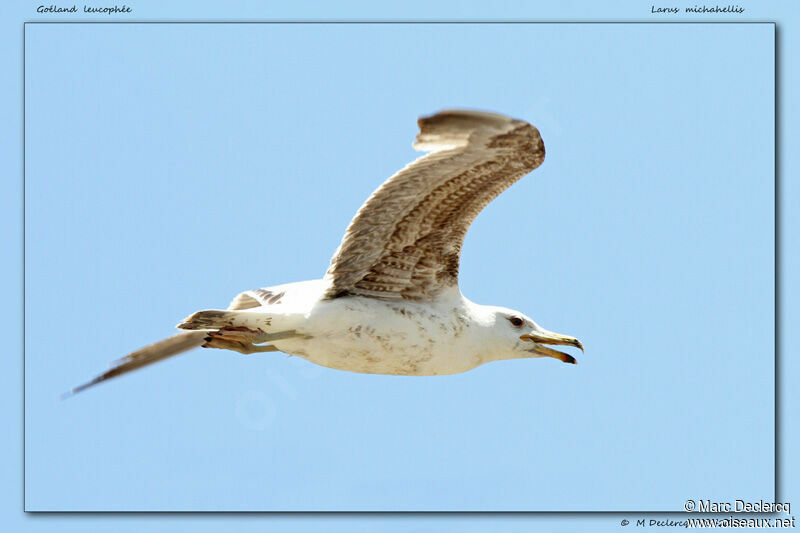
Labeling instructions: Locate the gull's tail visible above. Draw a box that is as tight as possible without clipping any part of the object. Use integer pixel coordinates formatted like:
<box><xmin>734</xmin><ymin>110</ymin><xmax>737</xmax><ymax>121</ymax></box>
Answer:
<box><xmin>62</xmin><ymin>331</ymin><xmax>207</xmax><ymax>398</ymax></box>
<box><xmin>176</xmin><ymin>309</ymin><xmax>268</xmax><ymax>332</ymax></box>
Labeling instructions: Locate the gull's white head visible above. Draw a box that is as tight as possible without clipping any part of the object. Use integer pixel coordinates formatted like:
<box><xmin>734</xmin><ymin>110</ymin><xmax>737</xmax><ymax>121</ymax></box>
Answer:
<box><xmin>480</xmin><ymin>306</ymin><xmax>584</xmax><ymax>365</ymax></box>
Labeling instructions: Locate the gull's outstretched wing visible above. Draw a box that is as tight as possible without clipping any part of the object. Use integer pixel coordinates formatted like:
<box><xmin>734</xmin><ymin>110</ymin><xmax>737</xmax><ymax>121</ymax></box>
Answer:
<box><xmin>64</xmin><ymin>332</ymin><xmax>207</xmax><ymax>397</ymax></box>
<box><xmin>324</xmin><ymin>109</ymin><xmax>545</xmax><ymax>301</ymax></box>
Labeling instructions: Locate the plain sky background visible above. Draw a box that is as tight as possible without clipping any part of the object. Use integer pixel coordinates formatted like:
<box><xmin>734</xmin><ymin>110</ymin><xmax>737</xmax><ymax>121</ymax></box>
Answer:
<box><xmin>23</xmin><ymin>21</ymin><xmax>774</xmax><ymax>512</ymax></box>
<box><xmin>4</xmin><ymin>0</ymin><xmax>797</xmax><ymax>531</ymax></box>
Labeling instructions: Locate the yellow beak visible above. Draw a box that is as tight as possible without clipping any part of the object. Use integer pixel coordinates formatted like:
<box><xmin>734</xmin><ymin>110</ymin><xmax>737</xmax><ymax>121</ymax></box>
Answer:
<box><xmin>520</xmin><ymin>332</ymin><xmax>584</xmax><ymax>364</ymax></box>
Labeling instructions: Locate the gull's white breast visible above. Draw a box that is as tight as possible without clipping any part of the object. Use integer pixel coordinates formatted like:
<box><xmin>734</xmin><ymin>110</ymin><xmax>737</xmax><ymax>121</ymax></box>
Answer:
<box><xmin>270</xmin><ymin>284</ymin><xmax>490</xmax><ymax>376</ymax></box>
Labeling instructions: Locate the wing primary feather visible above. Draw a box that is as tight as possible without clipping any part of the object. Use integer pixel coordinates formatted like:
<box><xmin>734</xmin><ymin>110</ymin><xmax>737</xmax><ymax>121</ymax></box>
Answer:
<box><xmin>62</xmin><ymin>331</ymin><xmax>207</xmax><ymax>398</ymax></box>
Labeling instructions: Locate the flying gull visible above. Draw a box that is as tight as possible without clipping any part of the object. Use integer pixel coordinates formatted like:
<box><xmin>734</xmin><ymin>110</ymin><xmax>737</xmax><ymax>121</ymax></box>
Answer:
<box><xmin>69</xmin><ymin>109</ymin><xmax>583</xmax><ymax>395</ymax></box>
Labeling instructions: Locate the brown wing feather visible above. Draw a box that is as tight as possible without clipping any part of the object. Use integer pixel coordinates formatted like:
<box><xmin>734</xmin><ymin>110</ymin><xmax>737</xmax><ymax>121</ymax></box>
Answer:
<box><xmin>228</xmin><ymin>288</ymin><xmax>285</xmax><ymax>309</ymax></box>
<box><xmin>64</xmin><ymin>332</ymin><xmax>207</xmax><ymax>396</ymax></box>
<box><xmin>66</xmin><ymin>288</ymin><xmax>286</xmax><ymax>396</ymax></box>
<box><xmin>324</xmin><ymin>110</ymin><xmax>545</xmax><ymax>301</ymax></box>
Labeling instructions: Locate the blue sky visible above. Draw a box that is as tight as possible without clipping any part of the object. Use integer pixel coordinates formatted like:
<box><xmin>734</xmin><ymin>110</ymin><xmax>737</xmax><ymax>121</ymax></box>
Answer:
<box><xmin>3</xmin><ymin>1</ymin><xmax>795</xmax><ymax>531</ymax></box>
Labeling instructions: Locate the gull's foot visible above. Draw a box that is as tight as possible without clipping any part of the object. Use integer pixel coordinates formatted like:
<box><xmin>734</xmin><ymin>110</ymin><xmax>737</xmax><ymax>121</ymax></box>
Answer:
<box><xmin>202</xmin><ymin>327</ymin><xmax>279</xmax><ymax>355</ymax></box>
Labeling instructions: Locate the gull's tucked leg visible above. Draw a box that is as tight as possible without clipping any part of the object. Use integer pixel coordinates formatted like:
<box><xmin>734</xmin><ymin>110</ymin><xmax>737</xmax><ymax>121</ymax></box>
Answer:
<box><xmin>207</xmin><ymin>326</ymin><xmax>260</xmax><ymax>342</ymax></box>
<box><xmin>202</xmin><ymin>326</ymin><xmax>300</xmax><ymax>355</ymax></box>
<box><xmin>202</xmin><ymin>335</ymin><xmax>279</xmax><ymax>355</ymax></box>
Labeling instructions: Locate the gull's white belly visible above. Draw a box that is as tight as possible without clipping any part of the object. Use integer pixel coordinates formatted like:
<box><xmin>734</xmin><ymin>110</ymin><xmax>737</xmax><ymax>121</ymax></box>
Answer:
<box><xmin>271</xmin><ymin>296</ymin><xmax>486</xmax><ymax>376</ymax></box>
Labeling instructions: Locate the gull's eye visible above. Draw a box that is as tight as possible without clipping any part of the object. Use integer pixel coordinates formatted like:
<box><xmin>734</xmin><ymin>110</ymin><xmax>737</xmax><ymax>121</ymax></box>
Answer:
<box><xmin>509</xmin><ymin>316</ymin><xmax>524</xmax><ymax>327</ymax></box>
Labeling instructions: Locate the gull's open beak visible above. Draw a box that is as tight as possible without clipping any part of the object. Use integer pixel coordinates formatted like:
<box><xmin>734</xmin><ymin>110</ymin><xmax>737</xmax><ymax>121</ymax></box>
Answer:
<box><xmin>520</xmin><ymin>332</ymin><xmax>584</xmax><ymax>364</ymax></box>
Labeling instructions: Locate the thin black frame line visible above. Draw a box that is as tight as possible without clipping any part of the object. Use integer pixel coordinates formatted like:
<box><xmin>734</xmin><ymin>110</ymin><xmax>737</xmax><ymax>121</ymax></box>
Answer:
<box><xmin>22</xmin><ymin>20</ymin><xmax>26</xmax><ymax>515</ymax></box>
<box><xmin>21</xmin><ymin>20</ymin><xmax>780</xmax><ymax>515</ymax></box>
<box><xmin>773</xmin><ymin>23</ymin><xmax>781</xmax><ymax>503</ymax></box>
<box><xmin>26</xmin><ymin>510</ymin><xmax>795</xmax><ymax>516</ymax></box>
<box><xmin>23</xmin><ymin>21</ymin><xmax>776</xmax><ymax>25</ymax></box>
